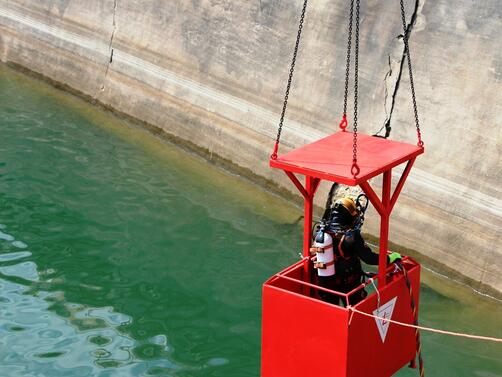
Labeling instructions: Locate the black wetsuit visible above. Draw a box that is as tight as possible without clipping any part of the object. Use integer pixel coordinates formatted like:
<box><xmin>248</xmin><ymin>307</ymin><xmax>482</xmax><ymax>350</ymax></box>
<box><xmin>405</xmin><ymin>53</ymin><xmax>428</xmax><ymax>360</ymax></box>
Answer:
<box><xmin>317</xmin><ymin>230</ymin><xmax>380</xmax><ymax>306</ymax></box>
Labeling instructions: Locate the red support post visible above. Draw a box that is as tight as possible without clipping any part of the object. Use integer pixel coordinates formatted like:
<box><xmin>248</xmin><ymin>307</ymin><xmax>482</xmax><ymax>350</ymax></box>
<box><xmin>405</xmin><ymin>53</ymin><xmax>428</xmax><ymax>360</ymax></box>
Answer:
<box><xmin>303</xmin><ymin>176</ymin><xmax>315</xmax><ymax>257</ymax></box>
<box><xmin>302</xmin><ymin>176</ymin><xmax>319</xmax><ymax>294</ymax></box>
<box><xmin>279</xmin><ymin>174</ymin><xmax>318</xmax><ymax>257</ymax></box>
<box><xmin>378</xmin><ymin>170</ymin><xmax>392</xmax><ymax>287</ymax></box>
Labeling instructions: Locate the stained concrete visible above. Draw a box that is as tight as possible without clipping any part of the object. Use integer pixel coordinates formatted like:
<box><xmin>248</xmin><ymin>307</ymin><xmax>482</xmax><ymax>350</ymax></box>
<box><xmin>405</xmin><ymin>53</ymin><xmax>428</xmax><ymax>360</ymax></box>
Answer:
<box><xmin>0</xmin><ymin>0</ymin><xmax>500</xmax><ymax>295</ymax></box>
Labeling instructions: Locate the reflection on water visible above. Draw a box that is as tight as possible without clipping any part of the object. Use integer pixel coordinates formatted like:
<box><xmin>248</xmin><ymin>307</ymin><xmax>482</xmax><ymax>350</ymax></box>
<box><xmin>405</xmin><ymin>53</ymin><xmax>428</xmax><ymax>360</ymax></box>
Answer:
<box><xmin>0</xmin><ymin>64</ymin><xmax>501</xmax><ymax>377</ymax></box>
<box><xmin>0</xmin><ymin>224</ymin><xmax>152</xmax><ymax>376</ymax></box>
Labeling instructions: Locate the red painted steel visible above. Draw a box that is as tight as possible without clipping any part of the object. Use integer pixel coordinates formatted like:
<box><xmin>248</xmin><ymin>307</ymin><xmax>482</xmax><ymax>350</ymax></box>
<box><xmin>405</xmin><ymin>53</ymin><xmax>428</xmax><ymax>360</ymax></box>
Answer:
<box><xmin>261</xmin><ymin>258</ymin><xmax>421</xmax><ymax>377</ymax></box>
<box><xmin>377</xmin><ymin>171</ymin><xmax>392</xmax><ymax>288</ymax></box>
<box><xmin>270</xmin><ymin>131</ymin><xmax>423</xmax><ymax>186</ymax></box>
<box><xmin>262</xmin><ymin>131</ymin><xmax>423</xmax><ymax>376</ymax></box>
<box><xmin>303</xmin><ymin>176</ymin><xmax>321</xmax><ymax>256</ymax></box>
<box><xmin>390</xmin><ymin>158</ymin><xmax>415</xmax><ymax>211</ymax></box>
<box><xmin>262</xmin><ymin>260</ymin><xmax>351</xmax><ymax>377</ymax></box>
<box><xmin>347</xmin><ymin>261</ymin><xmax>421</xmax><ymax>376</ymax></box>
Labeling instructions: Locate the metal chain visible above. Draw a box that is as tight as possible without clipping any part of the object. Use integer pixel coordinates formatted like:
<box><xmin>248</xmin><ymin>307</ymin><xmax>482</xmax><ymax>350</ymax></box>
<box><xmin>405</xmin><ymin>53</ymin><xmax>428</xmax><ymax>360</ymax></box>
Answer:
<box><xmin>400</xmin><ymin>0</ymin><xmax>423</xmax><ymax>147</ymax></box>
<box><xmin>339</xmin><ymin>0</ymin><xmax>355</xmax><ymax>131</ymax></box>
<box><xmin>351</xmin><ymin>0</ymin><xmax>361</xmax><ymax>177</ymax></box>
<box><xmin>271</xmin><ymin>0</ymin><xmax>309</xmax><ymax>159</ymax></box>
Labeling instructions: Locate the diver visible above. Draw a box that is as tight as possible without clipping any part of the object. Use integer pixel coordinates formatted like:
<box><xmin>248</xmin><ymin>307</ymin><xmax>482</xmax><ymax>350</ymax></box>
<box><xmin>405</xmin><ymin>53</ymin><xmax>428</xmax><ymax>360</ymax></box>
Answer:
<box><xmin>311</xmin><ymin>195</ymin><xmax>401</xmax><ymax>306</ymax></box>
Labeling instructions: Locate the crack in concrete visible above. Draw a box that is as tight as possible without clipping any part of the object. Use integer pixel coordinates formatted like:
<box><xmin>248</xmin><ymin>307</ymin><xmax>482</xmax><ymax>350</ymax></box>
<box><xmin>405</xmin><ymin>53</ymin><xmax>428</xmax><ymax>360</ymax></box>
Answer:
<box><xmin>375</xmin><ymin>0</ymin><xmax>420</xmax><ymax>138</ymax></box>
<box><xmin>100</xmin><ymin>0</ymin><xmax>118</xmax><ymax>92</ymax></box>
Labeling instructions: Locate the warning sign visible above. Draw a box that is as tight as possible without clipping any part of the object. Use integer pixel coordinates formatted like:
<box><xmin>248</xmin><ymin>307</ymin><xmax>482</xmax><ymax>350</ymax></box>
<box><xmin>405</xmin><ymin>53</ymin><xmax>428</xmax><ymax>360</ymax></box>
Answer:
<box><xmin>373</xmin><ymin>297</ymin><xmax>397</xmax><ymax>343</ymax></box>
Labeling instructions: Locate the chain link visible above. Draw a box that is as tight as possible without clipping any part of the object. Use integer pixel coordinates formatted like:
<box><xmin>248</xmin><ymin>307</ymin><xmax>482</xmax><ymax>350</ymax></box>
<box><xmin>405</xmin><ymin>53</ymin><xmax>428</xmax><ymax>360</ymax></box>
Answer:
<box><xmin>351</xmin><ymin>0</ymin><xmax>360</xmax><ymax>177</ymax></box>
<box><xmin>342</xmin><ymin>0</ymin><xmax>355</xmax><ymax>122</ymax></box>
<box><xmin>271</xmin><ymin>0</ymin><xmax>309</xmax><ymax>159</ymax></box>
<box><xmin>400</xmin><ymin>0</ymin><xmax>423</xmax><ymax>147</ymax></box>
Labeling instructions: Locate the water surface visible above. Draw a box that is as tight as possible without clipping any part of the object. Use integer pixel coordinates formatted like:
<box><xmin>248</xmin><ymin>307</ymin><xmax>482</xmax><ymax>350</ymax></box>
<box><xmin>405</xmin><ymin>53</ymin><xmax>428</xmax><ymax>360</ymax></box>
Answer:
<box><xmin>0</xmin><ymin>65</ymin><xmax>501</xmax><ymax>376</ymax></box>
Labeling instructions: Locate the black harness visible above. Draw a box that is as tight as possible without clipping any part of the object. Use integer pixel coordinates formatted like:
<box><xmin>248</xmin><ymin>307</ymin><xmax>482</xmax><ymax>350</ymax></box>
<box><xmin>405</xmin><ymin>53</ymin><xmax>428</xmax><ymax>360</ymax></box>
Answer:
<box><xmin>330</xmin><ymin>232</ymin><xmax>364</xmax><ymax>288</ymax></box>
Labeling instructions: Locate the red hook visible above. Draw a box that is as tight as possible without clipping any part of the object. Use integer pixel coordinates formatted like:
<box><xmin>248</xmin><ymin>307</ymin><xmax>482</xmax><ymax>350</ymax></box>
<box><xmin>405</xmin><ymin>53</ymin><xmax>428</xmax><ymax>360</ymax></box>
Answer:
<box><xmin>339</xmin><ymin>115</ymin><xmax>348</xmax><ymax>131</ymax></box>
<box><xmin>351</xmin><ymin>162</ymin><xmax>360</xmax><ymax>178</ymax></box>
<box><xmin>417</xmin><ymin>130</ymin><xmax>424</xmax><ymax>148</ymax></box>
<box><xmin>271</xmin><ymin>142</ymin><xmax>279</xmax><ymax>160</ymax></box>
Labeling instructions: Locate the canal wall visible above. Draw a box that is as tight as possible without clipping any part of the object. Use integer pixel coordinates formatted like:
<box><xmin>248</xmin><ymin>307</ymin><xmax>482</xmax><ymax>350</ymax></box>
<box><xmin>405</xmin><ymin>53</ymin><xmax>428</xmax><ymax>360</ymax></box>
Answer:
<box><xmin>0</xmin><ymin>0</ymin><xmax>501</xmax><ymax>296</ymax></box>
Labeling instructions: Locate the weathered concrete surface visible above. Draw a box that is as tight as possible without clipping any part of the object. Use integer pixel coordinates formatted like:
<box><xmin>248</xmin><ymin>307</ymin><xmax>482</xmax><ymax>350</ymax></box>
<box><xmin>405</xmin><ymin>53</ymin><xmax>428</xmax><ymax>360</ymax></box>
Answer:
<box><xmin>0</xmin><ymin>0</ymin><xmax>500</xmax><ymax>295</ymax></box>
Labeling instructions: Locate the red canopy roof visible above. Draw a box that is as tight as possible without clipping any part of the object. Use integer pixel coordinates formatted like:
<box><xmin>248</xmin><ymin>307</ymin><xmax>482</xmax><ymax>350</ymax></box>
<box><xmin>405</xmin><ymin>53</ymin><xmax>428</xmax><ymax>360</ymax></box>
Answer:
<box><xmin>270</xmin><ymin>132</ymin><xmax>423</xmax><ymax>186</ymax></box>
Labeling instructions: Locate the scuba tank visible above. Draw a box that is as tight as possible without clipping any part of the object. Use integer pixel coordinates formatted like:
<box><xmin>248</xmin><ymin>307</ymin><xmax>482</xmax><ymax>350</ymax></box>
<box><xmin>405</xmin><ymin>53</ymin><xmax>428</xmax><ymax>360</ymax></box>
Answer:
<box><xmin>312</xmin><ymin>227</ymin><xmax>335</xmax><ymax>277</ymax></box>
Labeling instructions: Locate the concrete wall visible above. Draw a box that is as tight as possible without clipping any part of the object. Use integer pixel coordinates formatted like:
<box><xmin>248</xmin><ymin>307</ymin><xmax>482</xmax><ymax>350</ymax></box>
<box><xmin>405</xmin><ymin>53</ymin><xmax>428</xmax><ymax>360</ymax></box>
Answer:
<box><xmin>0</xmin><ymin>0</ymin><xmax>500</xmax><ymax>295</ymax></box>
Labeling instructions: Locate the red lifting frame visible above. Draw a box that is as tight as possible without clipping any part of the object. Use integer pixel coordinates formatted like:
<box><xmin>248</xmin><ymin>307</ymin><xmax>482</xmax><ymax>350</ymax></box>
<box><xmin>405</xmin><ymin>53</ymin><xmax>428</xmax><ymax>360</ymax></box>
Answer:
<box><xmin>270</xmin><ymin>131</ymin><xmax>424</xmax><ymax>287</ymax></box>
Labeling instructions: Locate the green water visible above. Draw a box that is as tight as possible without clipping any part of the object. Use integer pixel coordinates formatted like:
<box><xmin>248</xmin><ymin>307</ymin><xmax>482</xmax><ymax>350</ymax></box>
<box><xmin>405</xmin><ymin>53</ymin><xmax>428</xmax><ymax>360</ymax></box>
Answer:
<box><xmin>0</xmin><ymin>65</ymin><xmax>500</xmax><ymax>377</ymax></box>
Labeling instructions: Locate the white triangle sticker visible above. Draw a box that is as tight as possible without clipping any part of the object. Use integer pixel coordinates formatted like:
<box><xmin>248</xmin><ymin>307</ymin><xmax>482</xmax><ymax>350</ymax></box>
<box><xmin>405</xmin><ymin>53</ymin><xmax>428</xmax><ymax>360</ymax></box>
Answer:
<box><xmin>373</xmin><ymin>296</ymin><xmax>397</xmax><ymax>343</ymax></box>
